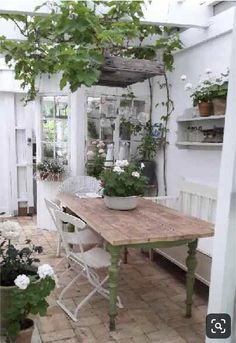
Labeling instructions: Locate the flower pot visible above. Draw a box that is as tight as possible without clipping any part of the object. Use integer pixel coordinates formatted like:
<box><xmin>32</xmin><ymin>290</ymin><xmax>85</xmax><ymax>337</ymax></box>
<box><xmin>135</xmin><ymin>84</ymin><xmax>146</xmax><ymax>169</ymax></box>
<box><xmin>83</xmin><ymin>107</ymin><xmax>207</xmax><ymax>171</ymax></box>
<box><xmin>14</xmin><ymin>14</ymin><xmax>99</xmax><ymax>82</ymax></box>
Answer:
<box><xmin>212</xmin><ymin>98</ymin><xmax>226</xmax><ymax>116</ymax></box>
<box><xmin>140</xmin><ymin>160</ymin><xmax>157</xmax><ymax>186</ymax></box>
<box><xmin>104</xmin><ymin>196</ymin><xmax>138</xmax><ymax>210</ymax></box>
<box><xmin>14</xmin><ymin>319</ymin><xmax>34</xmax><ymax>343</ymax></box>
<box><xmin>198</xmin><ymin>102</ymin><xmax>213</xmax><ymax>117</ymax></box>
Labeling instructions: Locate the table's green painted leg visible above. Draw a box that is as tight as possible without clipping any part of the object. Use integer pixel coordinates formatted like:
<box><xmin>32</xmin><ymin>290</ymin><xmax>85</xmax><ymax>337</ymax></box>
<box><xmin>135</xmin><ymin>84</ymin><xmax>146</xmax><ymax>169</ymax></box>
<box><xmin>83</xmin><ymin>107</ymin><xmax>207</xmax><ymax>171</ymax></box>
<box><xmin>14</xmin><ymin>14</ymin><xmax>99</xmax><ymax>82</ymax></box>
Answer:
<box><xmin>185</xmin><ymin>239</ymin><xmax>198</xmax><ymax>317</ymax></box>
<box><xmin>107</xmin><ymin>244</ymin><xmax>122</xmax><ymax>331</ymax></box>
<box><xmin>123</xmin><ymin>247</ymin><xmax>128</xmax><ymax>264</ymax></box>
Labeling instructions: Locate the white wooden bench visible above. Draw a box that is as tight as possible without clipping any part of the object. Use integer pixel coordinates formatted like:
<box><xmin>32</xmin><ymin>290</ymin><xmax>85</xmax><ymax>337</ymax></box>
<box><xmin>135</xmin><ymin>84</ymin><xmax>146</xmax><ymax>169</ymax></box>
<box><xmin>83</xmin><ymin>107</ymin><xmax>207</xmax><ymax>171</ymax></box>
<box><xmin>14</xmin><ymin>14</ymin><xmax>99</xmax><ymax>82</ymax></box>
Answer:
<box><xmin>145</xmin><ymin>179</ymin><xmax>217</xmax><ymax>285</ymax></box>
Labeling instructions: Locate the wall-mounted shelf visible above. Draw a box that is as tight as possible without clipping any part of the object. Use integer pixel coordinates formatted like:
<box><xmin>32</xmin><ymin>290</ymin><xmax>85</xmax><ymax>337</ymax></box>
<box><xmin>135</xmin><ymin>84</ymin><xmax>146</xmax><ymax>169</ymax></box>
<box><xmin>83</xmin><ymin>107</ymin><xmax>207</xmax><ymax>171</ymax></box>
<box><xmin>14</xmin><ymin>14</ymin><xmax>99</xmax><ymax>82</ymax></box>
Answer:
<box><xmin>177</xmin><ymin>115</ymin><xmax>225</xmax><ymax>122</ymax></box>
<box><xmin>176</xmin><ymin>113</ymin><xmax>224</xmax><ymax>150</ymax></box>
<box><xmin>176</xmin><ymin>142</ymin><xmax>223</xmax><ymax>149</ymax></box>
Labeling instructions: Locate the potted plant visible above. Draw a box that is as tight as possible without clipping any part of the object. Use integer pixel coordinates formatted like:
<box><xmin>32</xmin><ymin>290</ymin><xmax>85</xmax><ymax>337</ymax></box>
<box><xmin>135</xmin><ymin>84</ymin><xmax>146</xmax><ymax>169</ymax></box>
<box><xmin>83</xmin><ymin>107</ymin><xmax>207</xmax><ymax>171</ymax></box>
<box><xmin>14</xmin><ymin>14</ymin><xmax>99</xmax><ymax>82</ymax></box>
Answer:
<box><xmin>182</xmin><ymin>69</ymin><xmax>229</xmax><ymax>116</ymax></box>
<box><xmin>137</xmin><ymin>121</ymin><xmax>161</xmax><ymax>186</ymax></box>
<box><xmin>0</xmin><ymin>220</ymin><xmax>55</xmax><ymax>342</ymax></box>
<box><xmin>101</xmin><ymin>160</ymin><xmax>147</xmax><ymax>210</ymax></box>
<box><xmin>209</xmin><ymin>70</ymin><xmax>229</xmax><ymax>115</ymax></box>
<box><xmin>36</xmin><ymin>159</ymin><xmax>65</xmax><ymax>181</ymax></box>
<box><xmin>86</xmin><ymin>140</ymin><xmax>106</xmax><ymax>179</ymax></box>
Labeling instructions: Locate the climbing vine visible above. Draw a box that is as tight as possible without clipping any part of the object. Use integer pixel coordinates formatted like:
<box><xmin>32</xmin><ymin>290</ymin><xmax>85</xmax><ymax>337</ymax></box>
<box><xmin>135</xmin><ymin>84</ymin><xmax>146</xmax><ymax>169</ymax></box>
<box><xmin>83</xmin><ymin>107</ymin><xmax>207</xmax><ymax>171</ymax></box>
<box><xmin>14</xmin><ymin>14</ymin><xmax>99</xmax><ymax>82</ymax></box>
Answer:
<box><xmin>0</xmin><ymin>1</ymin><xmax>181</xmax><ymax>194</ymax></box>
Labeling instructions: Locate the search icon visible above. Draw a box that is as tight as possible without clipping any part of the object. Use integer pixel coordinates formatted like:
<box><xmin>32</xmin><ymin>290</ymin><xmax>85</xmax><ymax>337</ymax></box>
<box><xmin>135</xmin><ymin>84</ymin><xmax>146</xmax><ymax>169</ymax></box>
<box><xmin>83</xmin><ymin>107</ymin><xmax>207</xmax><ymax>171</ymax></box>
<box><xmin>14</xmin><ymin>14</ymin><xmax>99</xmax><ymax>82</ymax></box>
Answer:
<box><xmin>215</xmin><ymin>322</ymin><xmax>223</xmax><ymax>331</ymax></box>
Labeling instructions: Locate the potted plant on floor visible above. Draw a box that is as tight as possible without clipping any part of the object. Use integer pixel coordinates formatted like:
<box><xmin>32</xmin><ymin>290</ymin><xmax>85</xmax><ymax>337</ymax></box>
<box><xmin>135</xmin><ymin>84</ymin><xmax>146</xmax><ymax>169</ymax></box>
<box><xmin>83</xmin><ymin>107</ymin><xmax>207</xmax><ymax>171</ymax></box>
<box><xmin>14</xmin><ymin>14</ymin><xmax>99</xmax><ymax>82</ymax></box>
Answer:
<box><xmin>101</xmin><ymin>160</ymin><xmax>148</xmax><ymax>210</ymax></box>
<box><xmin>0</xmin><ymin>220</ymin><xmax>55</xmax><ymax>342</ymax></box>
<box><xmin>137</xmin><ymin>121</ymin><xmax>162</xmax><ymax>186</ymax></box>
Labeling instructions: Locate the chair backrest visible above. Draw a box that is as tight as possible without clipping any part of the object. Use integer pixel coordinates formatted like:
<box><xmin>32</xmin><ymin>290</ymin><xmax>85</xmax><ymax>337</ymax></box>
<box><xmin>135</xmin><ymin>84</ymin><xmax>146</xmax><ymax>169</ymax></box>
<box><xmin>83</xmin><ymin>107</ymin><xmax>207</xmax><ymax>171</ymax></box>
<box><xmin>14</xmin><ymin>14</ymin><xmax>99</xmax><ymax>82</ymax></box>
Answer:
<box><xmin>54</xmin><ymin>209</ymin><xmax>87</xmax><ymax>257</ymax></box>
<box><xmin>45</xmin><ymin>198</ymin><xmax>61</xmax><ymax>228</ymax></box>
<box><xmin>178</xmin><ymin>179</ymin><xmax>217</xmax><ymax>223</ymax></box>
<box><xmin>58</xmin><ymin>176</ymin><xmax>101</xmax><ymax>195</ymax></box>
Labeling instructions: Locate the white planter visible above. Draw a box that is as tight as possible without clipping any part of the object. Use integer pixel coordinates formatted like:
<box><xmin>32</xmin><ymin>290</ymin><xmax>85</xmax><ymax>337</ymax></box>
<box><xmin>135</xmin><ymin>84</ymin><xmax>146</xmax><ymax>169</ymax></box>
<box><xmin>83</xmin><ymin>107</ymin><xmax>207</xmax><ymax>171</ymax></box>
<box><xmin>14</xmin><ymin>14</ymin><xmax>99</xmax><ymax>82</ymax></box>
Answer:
<box><xmin>104</xmin><ymin>196</ymin><xmax>138</xmax><ymax>210</ymax></box>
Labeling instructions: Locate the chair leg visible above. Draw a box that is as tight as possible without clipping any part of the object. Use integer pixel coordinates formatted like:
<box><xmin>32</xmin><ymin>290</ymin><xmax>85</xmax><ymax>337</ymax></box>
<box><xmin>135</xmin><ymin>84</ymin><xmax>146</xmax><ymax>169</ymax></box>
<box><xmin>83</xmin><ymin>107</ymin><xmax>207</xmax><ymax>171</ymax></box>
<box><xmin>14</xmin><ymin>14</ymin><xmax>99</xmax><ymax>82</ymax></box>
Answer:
<box><xmin>56</xmin><ymin>236</ymin><xmax>62</xmax><ymax>257</ymax></box>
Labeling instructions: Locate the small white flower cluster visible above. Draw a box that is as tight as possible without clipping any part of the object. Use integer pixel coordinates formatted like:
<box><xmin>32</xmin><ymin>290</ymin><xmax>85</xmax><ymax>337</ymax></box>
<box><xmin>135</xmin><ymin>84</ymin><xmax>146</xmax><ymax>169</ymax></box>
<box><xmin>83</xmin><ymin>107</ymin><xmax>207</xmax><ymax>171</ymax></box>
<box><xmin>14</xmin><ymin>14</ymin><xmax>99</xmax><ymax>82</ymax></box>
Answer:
<box><xmin>180</xmin><ymin>67</ymin><xmax>229</xmax><ymax>93</ymax></box>
<box><xmin>113</xmin><ymin>160</ymin><xmax>129</xmax><ymax>174</ymax></box>
<box><xmin>14</xmin><ymin>264</ymin><xmax>55</xmax><ymax>290</ymax></box>
<box><xmin>131</xmin><ymin>171</ymin><xmax>140</xmax><ymax>179</ymax></box>
<box><xmin>0</xmin><ymin>221</ymin><xmax>21</xmax><ymax>240</ymax></box>
<box><xmin>87</xmin><ymin>140</ymin><xmax>106</xmax><ymax>159</ymax></box>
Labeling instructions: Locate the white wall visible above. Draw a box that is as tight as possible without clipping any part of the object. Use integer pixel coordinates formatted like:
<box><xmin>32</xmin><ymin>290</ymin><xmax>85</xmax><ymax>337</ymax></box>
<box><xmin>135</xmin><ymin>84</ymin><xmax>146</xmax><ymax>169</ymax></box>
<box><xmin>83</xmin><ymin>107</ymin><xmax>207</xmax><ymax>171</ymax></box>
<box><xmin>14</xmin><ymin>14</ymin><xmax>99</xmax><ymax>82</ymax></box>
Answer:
<box><xmin>152</xmin><ymin>11</ymin><xmax>233</xmax><ymax>195</ymax></box>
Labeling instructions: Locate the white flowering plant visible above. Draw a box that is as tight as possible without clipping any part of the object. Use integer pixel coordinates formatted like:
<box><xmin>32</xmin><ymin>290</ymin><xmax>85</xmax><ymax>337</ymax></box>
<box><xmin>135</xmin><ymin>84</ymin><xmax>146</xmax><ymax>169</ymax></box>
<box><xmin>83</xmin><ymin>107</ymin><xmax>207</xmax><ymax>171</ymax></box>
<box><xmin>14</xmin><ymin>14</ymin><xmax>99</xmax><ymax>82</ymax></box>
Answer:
<box><xmin>36</xmin><ymin>159</ymin><xmax>65</xmax><ymax>181</ymax></box>
<box><xmin>0</xmin><ymin>222</ymin><xmax>55</xmax><ymax>339</ymax></box>
<box><xmin>101</xmin><ymin>161</ymin><xmax>148</xmax><ymax>197</ymax></box>
<box><xmin>181</xmin><ymin>69</ymin><xmax>229</xmax><ymax>106</ymax></box>
<box><xmin>0</xmin><ymin>221</ymin><xmax>43</xmax><ymax>286</ymax></box>
<box><xmin>86</xmin><ymin>140</ymin><xmax>106</xmax><ymax>179</ymax></box>
<box><xmin>5</xmin><ymin>263</ymin><xmax>55</xmax><ymax>339</ymax></box>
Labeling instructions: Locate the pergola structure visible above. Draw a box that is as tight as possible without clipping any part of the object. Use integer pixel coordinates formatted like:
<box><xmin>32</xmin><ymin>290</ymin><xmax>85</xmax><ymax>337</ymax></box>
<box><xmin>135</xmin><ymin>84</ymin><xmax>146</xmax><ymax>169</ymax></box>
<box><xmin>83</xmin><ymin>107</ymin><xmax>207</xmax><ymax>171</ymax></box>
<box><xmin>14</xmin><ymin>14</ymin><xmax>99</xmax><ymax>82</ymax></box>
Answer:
<box><xmin>0</xmin><ymin>1</ymin><xmax>236</xmax><ymax>342</ymax></box>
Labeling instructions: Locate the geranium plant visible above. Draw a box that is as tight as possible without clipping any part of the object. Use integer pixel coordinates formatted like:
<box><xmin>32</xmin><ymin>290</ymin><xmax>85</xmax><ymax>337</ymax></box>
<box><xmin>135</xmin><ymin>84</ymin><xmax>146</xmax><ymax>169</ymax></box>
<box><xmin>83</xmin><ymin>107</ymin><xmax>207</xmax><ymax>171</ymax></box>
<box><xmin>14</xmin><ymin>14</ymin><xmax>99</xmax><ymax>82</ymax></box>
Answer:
<box><xmin>86</xmin><ymin>140</ymin><xmax>106</xmax><ymax>179</ymax></box>
<box><xmin>36</xmin><ymin>159</ymin><xmax>65</xmax><ymax>181</ymax></box>
<box><xmin>101</xmin><ymin>160</ymin><xmax>148</xmax><ymax>197</ymax></box>
<box><xmin>0</xmin><ymin>221</ymin><xmax>55</xmax><ymax>339</ymax></box>
<box><xmin>182</xmin><ymin>69</ymin><xmax>229</xmax><ymax>106</ymax></box>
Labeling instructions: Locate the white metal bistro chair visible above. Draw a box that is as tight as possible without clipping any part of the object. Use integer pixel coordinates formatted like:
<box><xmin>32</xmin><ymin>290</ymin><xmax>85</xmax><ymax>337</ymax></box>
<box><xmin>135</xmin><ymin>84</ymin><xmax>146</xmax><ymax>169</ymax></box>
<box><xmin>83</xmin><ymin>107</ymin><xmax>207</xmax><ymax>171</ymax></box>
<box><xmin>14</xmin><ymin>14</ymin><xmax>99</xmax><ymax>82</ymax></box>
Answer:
<box><xmin>54</xmin><ymin>209</ymin><xmax>123</xmax><ymax>321</ymax></box>
<box><xmin>58</xmin><ymin>175</ymin><xmax>102</xmax><ymax>195</ymax></box>
<box><xmin>45</xmin><ymin>199</ymin><xmax>101</xmax><ymax>258</ymax></box>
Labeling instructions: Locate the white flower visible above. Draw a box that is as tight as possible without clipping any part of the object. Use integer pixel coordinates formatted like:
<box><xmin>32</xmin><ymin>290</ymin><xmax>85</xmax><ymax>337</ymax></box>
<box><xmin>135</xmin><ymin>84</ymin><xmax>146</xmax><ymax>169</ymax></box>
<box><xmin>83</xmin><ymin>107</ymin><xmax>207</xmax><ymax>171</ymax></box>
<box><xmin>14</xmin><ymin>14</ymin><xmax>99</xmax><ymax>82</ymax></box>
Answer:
<box><xmin>115</xmin><ymin>160</ymin><xmax>129</xmax><ymax>168</ymax></box>
<box><xmin>64</xmin><ymin>33</ymin><xmax>71</xmax><ymax>41</ymax></box>
<box><xmin>184</xmin><ymin>83</ymin><xmax>193</xmax><ymax>91</ymax></box>
<box><xmin>97</xmin><ymin>141</ymin><xmax>105</xmax><ymax>148</ymax></box>
<box><xmin>98</xmin><ymin>149</ymin><xmax>104</xmax><ymax>154</ymax></box>
<box><xmin>91</xmin><ymin>140</ymin><xmax>97</xmax><ymax>145</ymax></box>
<box><xmin>87</xmin><ymin>150</ymin><xmax>95</xmax><ymax>158</ymax></box>
<box><xmin>140</xmin><ymin>163</ymin><xmax>145</xmax><ymax>169</ymax></box>
<box><xmin>132</xmin><ymin>171</ymin><xmax>140</xmax><ymax>178</ymax></box>
<box><xmin>101</xmin><ymin>153</ymin><xmax>106</xmax><ymax>158</ymax></box>
<box><xmin>113</xmin><ymin>166</ymin><xmax>125</xmax><ymax>174</ymax></box>
<box><xmin>14</xmin><ymin>274</ymin><xmax>30</xmax><ymax>290</ymax></box>
<box><xmin>0</xmin><ymin>221</ymin><xmax>21</xmax><ymax>240</ymax></box>
<box><xmin>205</xmin><ymin>68</ymin><xmax>212</xmax><ymax>75</ymax></box>
<box><xmin>180</xmin><ymin>74</ymin><xmax>187</xmax><ymax>81</ymax></box>
<box><xmin>38</xmin><ymin>264</ymin><xmax>54</xmax><ymax>279</ymax></box>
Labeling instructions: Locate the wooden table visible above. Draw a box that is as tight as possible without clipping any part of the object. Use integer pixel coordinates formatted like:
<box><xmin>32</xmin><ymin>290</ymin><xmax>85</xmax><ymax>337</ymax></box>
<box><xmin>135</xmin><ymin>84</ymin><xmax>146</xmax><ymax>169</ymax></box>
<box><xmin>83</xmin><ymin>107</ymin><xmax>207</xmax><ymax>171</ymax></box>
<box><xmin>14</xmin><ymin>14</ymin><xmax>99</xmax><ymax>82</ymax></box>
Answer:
<box><xmin>57</xmin><ymin>193</ymin><xmax>214</xmax><ymax>330</ymax></box>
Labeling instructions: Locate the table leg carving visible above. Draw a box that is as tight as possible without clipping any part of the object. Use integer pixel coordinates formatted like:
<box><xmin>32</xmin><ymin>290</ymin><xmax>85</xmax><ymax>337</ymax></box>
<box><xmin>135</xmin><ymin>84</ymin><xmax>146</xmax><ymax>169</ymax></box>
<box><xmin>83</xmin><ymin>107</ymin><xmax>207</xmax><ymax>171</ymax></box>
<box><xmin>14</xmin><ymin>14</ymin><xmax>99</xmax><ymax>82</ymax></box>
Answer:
<box><xmin>107</xmin><ymin>244</ymin><xmax>122</xmax><ymax>331</ymax></box>
<box><xmin>185</xmin><ymin>239</ymin><xmax>198</xmax><ymax>318</ymax></box>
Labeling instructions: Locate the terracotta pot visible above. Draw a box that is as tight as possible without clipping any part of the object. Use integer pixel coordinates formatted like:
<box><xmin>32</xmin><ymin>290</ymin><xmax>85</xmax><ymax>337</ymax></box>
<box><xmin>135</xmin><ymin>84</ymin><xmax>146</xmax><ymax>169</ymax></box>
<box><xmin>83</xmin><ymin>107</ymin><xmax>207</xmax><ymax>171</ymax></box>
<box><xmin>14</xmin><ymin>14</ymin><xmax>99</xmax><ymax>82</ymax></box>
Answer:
<box><xmin>198</xmin><ymin>102</ymin><xmax>213</xmax><ymax>117</ymax></box>
<box><xmin>104</xmin><ymin>196</ymin><xmax>138</xmax><ymax>210</ymax></box>
<box><xmin>14</xmin><ymin>319</ymin><xmax>34</xmax><ymax>343</ymax></box>
<box><xmin>212</xmin><ymin>98</ymin><xmax>226</xmax><ymax>116</ymax></box>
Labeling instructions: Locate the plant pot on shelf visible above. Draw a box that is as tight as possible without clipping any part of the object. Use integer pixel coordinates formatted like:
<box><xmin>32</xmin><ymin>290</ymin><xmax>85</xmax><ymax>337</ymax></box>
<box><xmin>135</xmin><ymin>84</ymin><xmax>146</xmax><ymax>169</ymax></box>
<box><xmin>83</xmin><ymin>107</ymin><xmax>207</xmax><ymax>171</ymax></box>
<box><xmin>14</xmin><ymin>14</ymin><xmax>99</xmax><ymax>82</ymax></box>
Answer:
<box><xmin>212</xmin><ymin>98</ymin><xmax>226</xmax><ymax>116</ymax></box>
<box><xmin>198</xmin><ymin>102</ymin><xmax>213</xmax><ymax>117</ymax></box>
<box><xmin>14</xmin><ymin>318</ymin><xmax>34</xmax><ymax>343</ymax></box>
<box><xmin>104</xmin><ymin>195</ymin><xmax>138</xmax><ymax>210</ymax></box>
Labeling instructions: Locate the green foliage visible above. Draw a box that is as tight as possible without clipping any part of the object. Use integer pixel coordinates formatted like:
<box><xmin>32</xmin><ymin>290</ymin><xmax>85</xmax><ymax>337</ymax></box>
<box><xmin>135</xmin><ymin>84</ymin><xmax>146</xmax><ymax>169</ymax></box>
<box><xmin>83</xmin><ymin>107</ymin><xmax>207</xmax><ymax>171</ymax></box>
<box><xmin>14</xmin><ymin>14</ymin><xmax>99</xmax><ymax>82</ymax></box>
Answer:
<box><xmin>36</xmin><ymin>159</ymin><xmax>65</xmax><ymax>180</ymax></box>
<box><xmin>137</xmin><ymin>121</ymin><xmax>163</xmax><ymax>161</ymax></box>
<box><xmin>0</xmin><ymin>1</ymin><xmax>182</xmax><ymax>102</ymax></box>
<box><xmin>86</xmin><ymin>140</ymin><xmax>106</xmax><ymax>179</ymax></box>
<box><xmin>101</xmin><ymin>162</ymin><xmax>148</xmax><ymax>197</ymax></box>
<box><xmin>5</xmin><ymin>276</ymin><xmax>55</xmax><ymax>339</ymax></box>
<box><xmin>120</xmin><ymin>117</ymin><xmax>142</xmax><ymax>140</ymax></box>
<box><xmin>0</xmin><ymin>238</ymin><xmax>43</xmax><ymax>286</ymax></box>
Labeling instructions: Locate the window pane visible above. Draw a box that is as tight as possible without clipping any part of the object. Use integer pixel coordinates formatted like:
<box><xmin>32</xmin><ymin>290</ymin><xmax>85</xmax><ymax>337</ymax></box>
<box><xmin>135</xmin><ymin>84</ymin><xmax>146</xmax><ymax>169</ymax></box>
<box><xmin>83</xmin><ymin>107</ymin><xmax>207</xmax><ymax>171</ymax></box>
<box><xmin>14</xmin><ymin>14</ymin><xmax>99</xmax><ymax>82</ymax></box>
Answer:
<box><xmin>55</xmin><ymin>120</ymin><xmax>68</xmax><ymax>142</ymax></box>
<box><xmin>55</xmin><ymin>143</ymin><xmax>68</xmax><ymax>162</ymax></box>
<box><xmin>42</xmin><ymin>119</ymin><xmax>55</xmax><ymax>142</ymax></box>
<box><xmin>42</xmin><ymin>143</ymin><xmax>54</xmax><ymax>159</ymax></box>
<box><xmin>42</xmin><ymin>97</ymin><xmax>55</xmax><ymax>118</ymax></box>
<box><xmin>56</xmin><ymin>96</ymin><xmax>68</xmax><ymax>118</ymax></box>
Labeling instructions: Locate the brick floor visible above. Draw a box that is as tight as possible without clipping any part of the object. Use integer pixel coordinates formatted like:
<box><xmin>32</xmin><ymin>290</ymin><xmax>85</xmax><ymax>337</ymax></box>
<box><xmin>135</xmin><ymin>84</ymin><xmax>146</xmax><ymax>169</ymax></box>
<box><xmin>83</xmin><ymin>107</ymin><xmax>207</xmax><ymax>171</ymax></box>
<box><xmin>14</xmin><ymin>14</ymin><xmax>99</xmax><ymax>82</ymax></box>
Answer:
<box><xmin>16</xmin><ymin>217</ymin><xmax>208</xmax><ymax>343</ymax></box>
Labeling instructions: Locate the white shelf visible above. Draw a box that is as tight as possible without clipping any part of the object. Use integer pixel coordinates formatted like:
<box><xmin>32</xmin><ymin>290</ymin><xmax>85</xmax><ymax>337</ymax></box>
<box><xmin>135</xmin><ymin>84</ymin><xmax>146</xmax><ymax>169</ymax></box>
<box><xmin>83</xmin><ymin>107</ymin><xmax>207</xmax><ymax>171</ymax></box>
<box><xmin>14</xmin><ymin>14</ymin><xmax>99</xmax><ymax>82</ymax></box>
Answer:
<box><xmin>177</xmin><ymin>115</ymin><xmax>225</xmax><ymax>122</ymax></box>
<box><xmin>176</xmin><ymin>141</ymin><xmax>223</xmax><ymax>148</ymax></box>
